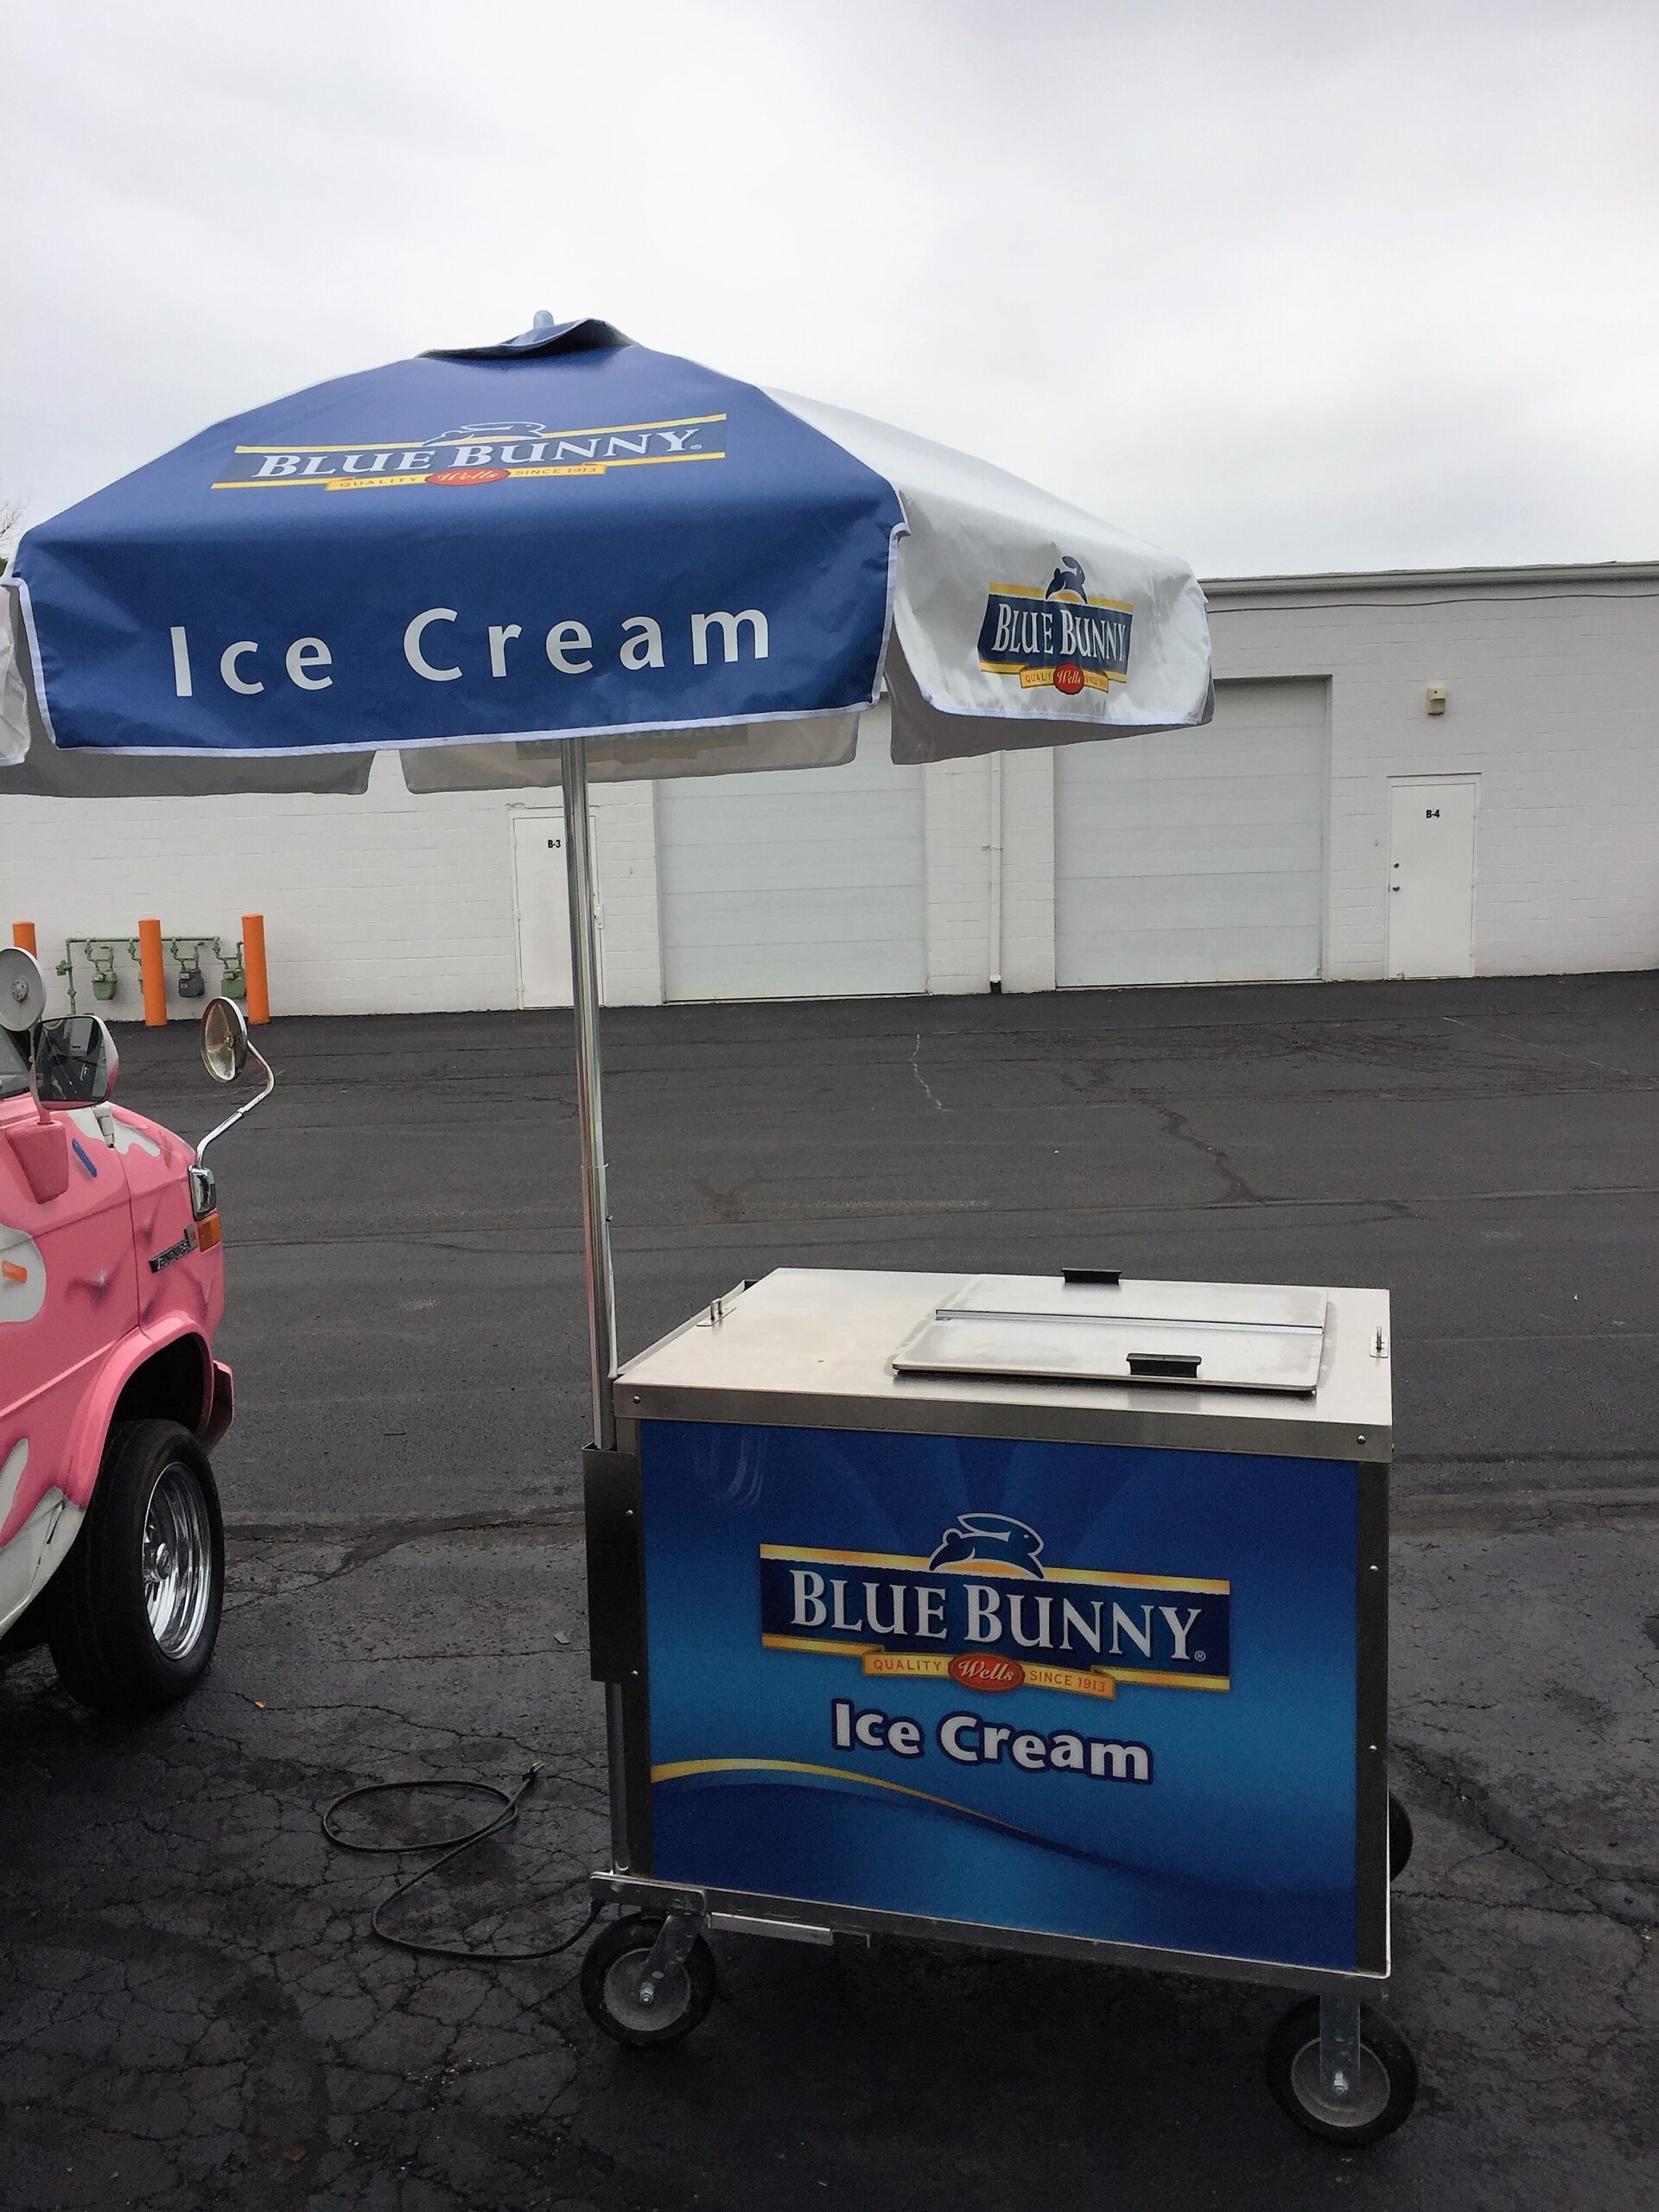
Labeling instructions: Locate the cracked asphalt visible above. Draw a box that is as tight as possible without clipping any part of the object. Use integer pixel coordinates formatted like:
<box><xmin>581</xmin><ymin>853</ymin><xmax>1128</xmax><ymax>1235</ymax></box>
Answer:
<box><xmin>3</xmin><ymin>973</ymin><xmax>1656</xmax><ymax>2211</ymax></box>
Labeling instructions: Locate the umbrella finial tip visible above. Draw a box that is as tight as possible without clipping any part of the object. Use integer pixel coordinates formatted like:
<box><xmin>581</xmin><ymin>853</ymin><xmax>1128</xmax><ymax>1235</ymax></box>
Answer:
<box><xmin>531</xmin><ymin>309</ymin><xmax>556</xmax><ymax>328</ymax></box>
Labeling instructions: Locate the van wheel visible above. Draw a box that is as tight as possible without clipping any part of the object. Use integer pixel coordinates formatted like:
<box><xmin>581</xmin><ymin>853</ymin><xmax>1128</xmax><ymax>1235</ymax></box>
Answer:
<box><xmin>47</xmin><ymin>1420</ymin><xmax>225</xmax><ymax>1715</ymax></box>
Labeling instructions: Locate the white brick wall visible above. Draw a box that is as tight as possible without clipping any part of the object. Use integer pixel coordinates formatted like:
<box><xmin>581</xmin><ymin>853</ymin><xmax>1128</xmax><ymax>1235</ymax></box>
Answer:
<box><xmin>1000</xmin><ymin>747</ymin><xmax>1058</xmax><ymax>994</ymax></box>
<box><xmin>1205</xmin><ymin>572</ymin><xmax>1659</xmax><ymax>980</ymax></box>
<box><xmin>1</xmin><ymin>753</ymin><xmax>662</xmax><ymax>1019</ymax></box>
<box><xmin>918</xmin><ymin>745</ymin><xmax>1056</xmax><ymax>995</ymax></box>
<box><xmin>591</xmin><ymin>785</ymin><xmax>663</xmax><ymax>1007</ymax></box>
<box><xmin>4</xmin><ymin>568</ymin><xmax>1653</xmax><ymax>1013</ymax></box>
<box><xmin>921</xmin><ymin>756</ymin><xmax>990</xmax><ymax>995</ymax></box>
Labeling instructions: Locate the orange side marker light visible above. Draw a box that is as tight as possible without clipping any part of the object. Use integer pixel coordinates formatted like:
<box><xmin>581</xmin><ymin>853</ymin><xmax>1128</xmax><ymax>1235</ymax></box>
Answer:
<box><xmin>196</xmin><ymin>1212</ymin><xmax>223</xmax><ymax>1252</ymax></box>
<box><xmin>2</xmin><ymin>1259</ymin><xmax>28</xmax><ymax>1284</ymax></box>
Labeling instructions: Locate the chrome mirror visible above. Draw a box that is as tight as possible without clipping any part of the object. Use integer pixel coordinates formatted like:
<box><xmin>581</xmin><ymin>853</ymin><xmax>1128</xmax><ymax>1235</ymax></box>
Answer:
<box><xmin>193</xmin><ymin>1001</ymin><xmax>275</xmax><ymax>1195</ymax></box>
<box><xmin>0</xmin><ymin>945</ymin><xmax>47</xmax><ymax>1034</ymax></box>
<box><xmin>200</xmin><ymin>995</ymin><xmax>250</xmax><ymax>1084</ymax></box>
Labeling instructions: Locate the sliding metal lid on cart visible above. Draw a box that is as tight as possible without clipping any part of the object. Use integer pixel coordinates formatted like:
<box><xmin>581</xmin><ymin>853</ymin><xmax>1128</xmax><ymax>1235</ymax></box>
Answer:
<box><xmin>891</xmin><ymin>1275</ymin><xmax>1330</xmax><ymax>1395</ymax></box>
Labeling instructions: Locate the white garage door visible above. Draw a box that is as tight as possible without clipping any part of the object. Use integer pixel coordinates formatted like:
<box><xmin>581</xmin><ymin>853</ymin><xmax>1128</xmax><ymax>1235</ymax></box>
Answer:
<box><xmin>657</xmin><ymin>741</ymin><xmax>927</xmax><ymax>1002</ymax></box>
<box><xmin>1056</xmin><ymin>679</ymin><xmax>1327</xmax><ymax>987</ymax></box>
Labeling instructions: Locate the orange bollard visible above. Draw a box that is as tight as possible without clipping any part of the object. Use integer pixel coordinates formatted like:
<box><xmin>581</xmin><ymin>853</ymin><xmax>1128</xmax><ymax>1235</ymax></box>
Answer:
<box><xmin>137</xmin><ymin>918</ymin><xmax>168</xmax><ymax>1027</ymax></box>
<box><xmin>242</xmin><ymin>912</ymin><xmax>270</xmax><ymax>1026</ymax></box>
<box><xmin>10</xmin><ymin>922</ymin><xmax>36</xmax><ymax>955</ymax></box>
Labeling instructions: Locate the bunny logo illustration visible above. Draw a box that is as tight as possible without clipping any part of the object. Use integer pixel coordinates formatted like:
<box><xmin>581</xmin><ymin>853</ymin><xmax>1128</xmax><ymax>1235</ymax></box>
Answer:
<box><xmin>927</xmin><ymin>1512</ymin><xmax>1046</xmax><ymax>1578</ymax></box>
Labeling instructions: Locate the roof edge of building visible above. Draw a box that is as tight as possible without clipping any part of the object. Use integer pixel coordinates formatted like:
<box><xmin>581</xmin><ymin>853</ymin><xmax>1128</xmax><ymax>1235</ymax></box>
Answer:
<box><xmin>1201</xmin><ymin>559</ymin><xmax>1659</xmax><ymax>601</ymax></box>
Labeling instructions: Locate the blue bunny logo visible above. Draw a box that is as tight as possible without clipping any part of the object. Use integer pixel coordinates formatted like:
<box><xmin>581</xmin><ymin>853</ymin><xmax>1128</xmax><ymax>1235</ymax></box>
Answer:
<box><xmin>927</xmin><ymin>1513</ymin><xmax>1046</xmax><ymax>1579</ymax></box>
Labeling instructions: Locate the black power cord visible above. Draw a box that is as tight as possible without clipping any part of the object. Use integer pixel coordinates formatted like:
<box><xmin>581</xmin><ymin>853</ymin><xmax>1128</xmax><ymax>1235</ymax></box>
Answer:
<box><xmin>322</xmin><ymin>1764</ymin><xmax>602</xmax><ymax>1963</ymax></box>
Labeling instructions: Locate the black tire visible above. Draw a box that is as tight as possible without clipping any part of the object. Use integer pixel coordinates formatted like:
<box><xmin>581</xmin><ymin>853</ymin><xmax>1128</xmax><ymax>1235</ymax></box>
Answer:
<box><xmin>1266</xmin><ymin>1998</ymin><xmax>1419</xmax><ymax>2146</ymax></box>
<box><xmin>581</xmin><ymin>1913</ymin><xmax>717</xmax><ymax>2050</ymax></box>
<box><xmin>1389</xmin><ymin>1791</ymin><xmax>1414</xmax><ymax>1879</ymax></box>
<box><xmin>46</xmin><ymin>1419</ymin><xmax>224</xmax><ymax>1716</ymax></box>
<box><xmin>0</xmin><ymin>1608</ymin><xmax>52</xmax><ymax>1656</ymax></box>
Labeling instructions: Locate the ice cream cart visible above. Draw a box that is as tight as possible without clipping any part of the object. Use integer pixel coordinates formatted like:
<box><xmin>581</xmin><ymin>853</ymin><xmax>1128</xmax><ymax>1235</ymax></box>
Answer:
<box><xmin>2</xmin><ymin>311</ymin><xmax>1418</xmax><ymax>2145</ymax></box>
<box><xmin>580</xmin><ymin>1266</ymin><xmax>1417</xmax><ymax>2142</ymax></box>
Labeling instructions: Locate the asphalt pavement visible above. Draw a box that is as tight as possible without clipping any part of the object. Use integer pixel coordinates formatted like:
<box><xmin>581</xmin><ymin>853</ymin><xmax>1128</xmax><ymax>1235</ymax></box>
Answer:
<box><xmin>3</xmin><ymin>973</ymin><xmax>1656</xmax><ymax>2210</ymax></box>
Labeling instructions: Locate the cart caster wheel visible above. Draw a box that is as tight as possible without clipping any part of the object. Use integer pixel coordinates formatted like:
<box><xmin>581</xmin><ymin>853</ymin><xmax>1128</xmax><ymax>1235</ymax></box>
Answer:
<box><xmin>1267</xmin><ymin>1999</ymin><xmax>1418</xmax><ymax>2145</ymax></box>
<box><xmin>581</xmin><ymin>1912</ymin><xmax>717</xmax><ymax>2050</ymax></box>
<box><xmin>1389</xmin><ymin>1792</ymin><xmax>1414</xmax><ymax>1879</ymax></box>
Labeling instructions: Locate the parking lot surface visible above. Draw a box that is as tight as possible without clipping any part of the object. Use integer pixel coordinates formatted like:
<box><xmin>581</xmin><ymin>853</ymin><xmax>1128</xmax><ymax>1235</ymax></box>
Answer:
<box><xmin>3</xmin><ymin>973</ymin><xmax>1656</xmax><ymax>2211</ymax></box>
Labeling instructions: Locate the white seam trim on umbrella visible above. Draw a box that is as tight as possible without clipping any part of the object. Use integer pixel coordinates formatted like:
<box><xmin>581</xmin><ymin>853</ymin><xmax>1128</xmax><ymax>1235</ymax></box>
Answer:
<box><xmin>29</xmin><ymin>698</ymin><xmax>879</xmax><ymax>761</ymax></box>
<box><xmin>871</xmin><ymin>510</ymin><xmax>906</xmax><ymax>708</ymax></box>
<box><xmin>899</xmin><ymin>693</ymin><xmax>1209</xmax><ymax>730</ymax></box>
<box><xmin>13</xmin><ymin>581</ymin><xmax>60</xmax><ymax>748</ymax></box>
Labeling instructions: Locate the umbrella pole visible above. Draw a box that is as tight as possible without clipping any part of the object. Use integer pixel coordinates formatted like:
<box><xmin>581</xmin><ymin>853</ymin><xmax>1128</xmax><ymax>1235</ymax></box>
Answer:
<box><xmin>561</xmin><ymin>734</ymin><xmax>618</xmax><ymax>1452</ymax></box>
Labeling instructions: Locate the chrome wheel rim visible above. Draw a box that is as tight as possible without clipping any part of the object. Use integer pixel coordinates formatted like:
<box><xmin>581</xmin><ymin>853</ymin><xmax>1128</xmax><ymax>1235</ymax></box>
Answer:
<box><xmin>604</xmin><ymin>1948</ymin><xmax>690</xmax><ymax>2034</ymax></box>
<box><xmin>1289</xmin><ymin>2038</ymin><xmax>1392</xmax><ymax>2130</ymax></box>
<box><xmin>142</xmin><ymin>1463</ymin><xmax>213</xmax><ymax>1659</ymax></box>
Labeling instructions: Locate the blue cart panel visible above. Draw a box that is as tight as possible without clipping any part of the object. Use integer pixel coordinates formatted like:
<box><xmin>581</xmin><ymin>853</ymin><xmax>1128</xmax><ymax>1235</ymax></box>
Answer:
<box><xmin>639</xmin><ymin>1419</ymin><xmax>1363</xmax><ymax>1974</ymax></box>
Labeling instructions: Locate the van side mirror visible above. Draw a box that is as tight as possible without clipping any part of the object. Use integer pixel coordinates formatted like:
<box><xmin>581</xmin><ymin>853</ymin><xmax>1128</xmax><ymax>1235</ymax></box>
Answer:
<box><xmin>32</xmin><ymin>1015</ymin><xmax>121</xmax><ymax>1107</ymax></box>
<box><xmin>200</xmin><ymin>995</ymin><xmax>250</xmax><ymax>1083</ymax></box>
<box><xmin>193</xmin><ymin>995</ymin><xmax>275</xmax><ymax>1198</ymax></box>
<box><xmin>0</xmin><ymin>945</ymin><xmax>48</xmax><ymax>1034</ymax></box>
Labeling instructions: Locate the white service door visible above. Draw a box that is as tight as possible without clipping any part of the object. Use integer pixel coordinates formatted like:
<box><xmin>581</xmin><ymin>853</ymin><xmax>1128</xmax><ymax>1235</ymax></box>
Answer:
<box><xmin>656</xmin><ymin>750</ymin><xmax>927</xmax><ymax>1001</ymax></box>
<box><xmin>1387</xmin><ymin>778</ymin><xmax>1477</xmax><ymax>977</ymax></box>
<box><xmin>511</xmin><ymin>805</ymin><xmax>602</xmax><ymax>1008</ymax></box>
<box><xmin>1055</xmin><ymin>679</ymin><xmax>1327</xmax><ymax>986</ymax></box>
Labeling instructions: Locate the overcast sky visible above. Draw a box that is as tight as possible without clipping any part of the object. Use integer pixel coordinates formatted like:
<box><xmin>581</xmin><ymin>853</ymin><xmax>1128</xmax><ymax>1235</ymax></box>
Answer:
<box><xmin>3</xmin><ymin>1</ymin><xmax>1656</xmax><ymax>576</ymax></box>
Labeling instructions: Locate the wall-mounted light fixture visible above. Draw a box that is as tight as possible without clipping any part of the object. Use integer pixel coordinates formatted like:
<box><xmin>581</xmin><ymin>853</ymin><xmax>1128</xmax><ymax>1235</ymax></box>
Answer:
<box><xmin>1426</xmin><ymin>684</ymin><xmax>1447</xmax><ymax>716</ymax></box>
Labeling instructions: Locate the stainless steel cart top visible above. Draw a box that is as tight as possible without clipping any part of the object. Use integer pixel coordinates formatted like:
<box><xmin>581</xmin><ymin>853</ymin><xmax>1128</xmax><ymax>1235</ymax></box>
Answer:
<box><xmin>614</xmin><ymin>1268</ymin><xmax>1392</xmax><ymax>1462</ymax></box>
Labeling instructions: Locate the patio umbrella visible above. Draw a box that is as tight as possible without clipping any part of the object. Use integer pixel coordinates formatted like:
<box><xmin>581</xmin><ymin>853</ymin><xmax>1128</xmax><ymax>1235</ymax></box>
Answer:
<box><xmin>1</xmin><ymin>313</ymin><xmax>1213</xmax><ymax>1447</ymax></box>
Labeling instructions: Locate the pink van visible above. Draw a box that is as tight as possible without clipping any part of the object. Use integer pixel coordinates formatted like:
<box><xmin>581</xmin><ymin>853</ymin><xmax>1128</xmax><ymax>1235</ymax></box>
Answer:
<box><xmin>0</xmin><ymin>950</ymin><xmax>270</xmax><ymax>1713</ymax></box>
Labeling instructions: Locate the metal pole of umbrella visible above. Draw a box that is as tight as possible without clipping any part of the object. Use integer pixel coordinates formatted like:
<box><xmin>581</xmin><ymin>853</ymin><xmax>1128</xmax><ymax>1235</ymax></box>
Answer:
<box><xmin>561</xmin><ymin>734</ymin><xmax>618</xmax><ymax>1452</ymax></box>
